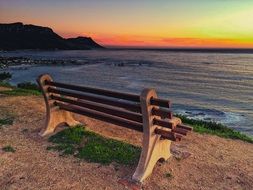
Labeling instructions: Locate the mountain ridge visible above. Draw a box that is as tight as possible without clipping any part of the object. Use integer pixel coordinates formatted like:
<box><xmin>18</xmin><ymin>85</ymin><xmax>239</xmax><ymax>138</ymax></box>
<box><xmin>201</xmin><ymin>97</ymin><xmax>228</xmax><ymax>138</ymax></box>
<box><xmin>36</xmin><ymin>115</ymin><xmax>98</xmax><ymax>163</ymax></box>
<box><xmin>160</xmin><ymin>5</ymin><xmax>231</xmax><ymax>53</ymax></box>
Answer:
<box><xmin>0</xmin><ymin>22</ymin><xmax>104</xmax><ymax>50</ymax></box>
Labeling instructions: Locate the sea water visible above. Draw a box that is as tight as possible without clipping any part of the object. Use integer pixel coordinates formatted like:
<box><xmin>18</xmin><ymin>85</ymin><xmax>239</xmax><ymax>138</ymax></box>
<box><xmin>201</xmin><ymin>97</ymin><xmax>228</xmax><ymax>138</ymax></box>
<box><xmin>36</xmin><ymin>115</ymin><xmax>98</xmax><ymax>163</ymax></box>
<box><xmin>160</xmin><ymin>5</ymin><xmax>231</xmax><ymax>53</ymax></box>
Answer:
<box><xmin>1</xmin><ymin>50</ymin><xmax>253</xmax><ymax>136</ymax></box>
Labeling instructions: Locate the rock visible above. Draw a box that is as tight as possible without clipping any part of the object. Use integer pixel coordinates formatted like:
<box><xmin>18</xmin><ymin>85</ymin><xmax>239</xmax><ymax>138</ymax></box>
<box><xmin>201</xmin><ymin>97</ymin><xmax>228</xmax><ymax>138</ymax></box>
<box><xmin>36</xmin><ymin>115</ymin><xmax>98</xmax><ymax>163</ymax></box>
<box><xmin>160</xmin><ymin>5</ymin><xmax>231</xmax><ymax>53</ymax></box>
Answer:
<box><xmin>171</xmin><ymin>145</ymin><xmax>192</xmax><ymax>160</ymax></box>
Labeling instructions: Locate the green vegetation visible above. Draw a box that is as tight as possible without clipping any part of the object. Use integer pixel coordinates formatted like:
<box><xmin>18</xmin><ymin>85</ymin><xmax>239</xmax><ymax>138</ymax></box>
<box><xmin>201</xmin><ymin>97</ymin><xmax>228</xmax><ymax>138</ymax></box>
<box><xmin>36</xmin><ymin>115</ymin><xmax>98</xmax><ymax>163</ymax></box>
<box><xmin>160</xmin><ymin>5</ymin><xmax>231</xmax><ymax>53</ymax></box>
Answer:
<box><xmin>0</xmin><ymin>71</ymin><xmax>41</xmax><ymax>96</ymax></box>
<box><xmin>0</xmin><ymin>81</ymin><xmax>13</xmax><ymax>87</ymax></box>
<box><xmin>0</xmin><ymin>117</ymin><xmax>14</xmax><ymax>126</ymax></box>
<box><xmin>165</xmin><ymin>172</ymin><xmax>173</xmax><ymax>179</ymax></box>
<box><xmin>17</xmin><ymin>82</ymin><xmax>40</xmax><ymax>91</ymax></box>
<box><xmin>47</xmin><ymin>125</ymin><xmax>141</xmax><ymax>165</ymax></box>
<box><xmin>0</xmin><ymin>71</ymin><xmax>13</xmax><ymax>88</ymax></box>
<box><xmin>176</xmin><ymin>114</ymin><xmax>253</xmax><ymax>143</ymax></box>
<box><xmin>0</xmin><ymin>88</ymin><xmax>41</xmax><ymax>96</ymax></box>
<box><xmin>0</xmin><ymin>72</ymin><xmax>12</xmax><ymax>81</ymax></box>
<box><xmin>2</xmin><ymin>145</ymin><xmax>15</xmax><ymax>153</ymax></box>
<box><xmin>174</xmin><ymin>156</ymin><xmax>182</xmax><ymax>161</ymax></box>
<box><xmin>0</xmin><ymin>81</ymin><xmax>41</xmax><ymax>96</ymax></box>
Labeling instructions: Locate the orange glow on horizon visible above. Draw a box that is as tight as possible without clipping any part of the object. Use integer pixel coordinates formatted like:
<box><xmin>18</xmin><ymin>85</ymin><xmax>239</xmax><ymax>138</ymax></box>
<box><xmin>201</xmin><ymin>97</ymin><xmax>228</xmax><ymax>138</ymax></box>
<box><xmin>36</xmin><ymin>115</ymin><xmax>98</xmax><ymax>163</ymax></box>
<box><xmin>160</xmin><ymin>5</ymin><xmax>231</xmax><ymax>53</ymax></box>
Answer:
<box><xmin>1</xmin><ymin>1</ymin><xmax>253</xmax><ymax>48</ymax></box>
<box><xmin>60</xmin><ymin>32</ymin><xmax>253</xmax><ymax>48</ymax></box>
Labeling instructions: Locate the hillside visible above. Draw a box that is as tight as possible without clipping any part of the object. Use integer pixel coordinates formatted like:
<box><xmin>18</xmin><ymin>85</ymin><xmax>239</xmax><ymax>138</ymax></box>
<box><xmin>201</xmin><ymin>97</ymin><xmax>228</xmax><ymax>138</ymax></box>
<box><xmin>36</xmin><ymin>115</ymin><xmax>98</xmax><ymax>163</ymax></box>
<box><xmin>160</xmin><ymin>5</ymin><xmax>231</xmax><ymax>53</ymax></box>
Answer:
<box><xmin>0</xmin><ymin>22</ymin><xmax>104</xmax><ymax>50</ymax></box>
<box><xmin>0</xmin><ymin>91</ymin><xmax>252</xmax><ymax>189</ymax></box>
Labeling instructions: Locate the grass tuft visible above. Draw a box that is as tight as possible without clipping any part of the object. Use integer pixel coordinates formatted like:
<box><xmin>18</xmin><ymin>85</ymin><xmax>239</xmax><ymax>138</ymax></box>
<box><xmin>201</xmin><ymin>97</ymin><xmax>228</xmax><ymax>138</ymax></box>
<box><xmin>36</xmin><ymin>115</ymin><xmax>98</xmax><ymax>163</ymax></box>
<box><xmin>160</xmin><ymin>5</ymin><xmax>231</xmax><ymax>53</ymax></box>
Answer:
<box><xmin>49</xmin><ymin>126</ymin><xmax>85</xmax><ymax>144</ymax></box>
<box><xmin>0</xmin><ymin>81</ymin><xmax>13</xmax><ymax>88</ymax></box>
<box><xmin>176</xmin><ymin>114</ymin><xmax>253</xmax><ymax>143</ymax></box>
<box><xmin>47</xmin><ymin>125</ymin><xmax>141</xmax><ymax>165</ymax></box>
<box><xmin>165</xmin><ymin>172</ymin><xmax>173</xmax><ymax>178</ymax></box>
<box><xmin>0</xmin><ymin>117</ymin><xmax>14</xmax><ymax>126</ymax></box>
<box><xmin>0</xmin><ymin>72</ymin><xmax>12</xmax><ymax>81</ymax></box>
<box><xmin>0</xmin><ymin>81</ymin><xmax>41</xmax><ymax>96</ymax></box>
<box><xmin>0</xmin><ymin>88</ymin><xmax>41</xmax><ymax>96</ymax></box>
<box><xmin>17</xmin><ymin>82</ymin><xmax>40</xmax><ymax>91</ymax></box>
<box><xmin>77</xmin><ymin>132</ymin><xmax>140</xmax><ymax>164</ymax></box>
<box><xmin>21</xmin><ymin>128</ymin><xmax>29</xmax><ymax>133</ymax></box>
<box><xmin>2</xmin><ymin>145</ymin><xmax>15</xmax><ymax>153</ymax></box>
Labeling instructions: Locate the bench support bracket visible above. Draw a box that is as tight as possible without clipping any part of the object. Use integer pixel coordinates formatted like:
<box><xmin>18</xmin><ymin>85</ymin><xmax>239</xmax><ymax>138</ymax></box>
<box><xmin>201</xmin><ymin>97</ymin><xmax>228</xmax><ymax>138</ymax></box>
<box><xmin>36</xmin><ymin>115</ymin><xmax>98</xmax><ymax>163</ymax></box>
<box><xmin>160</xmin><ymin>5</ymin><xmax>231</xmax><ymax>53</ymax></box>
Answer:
<box><xmin>37</xmin><ymin>74</ymin><xmax>81</xmax><ymax>136</ymax></box>
<box><xmin>132</xmin><ymin>89</ymin><xmax>171</xmax><ymax>182</ymax></box>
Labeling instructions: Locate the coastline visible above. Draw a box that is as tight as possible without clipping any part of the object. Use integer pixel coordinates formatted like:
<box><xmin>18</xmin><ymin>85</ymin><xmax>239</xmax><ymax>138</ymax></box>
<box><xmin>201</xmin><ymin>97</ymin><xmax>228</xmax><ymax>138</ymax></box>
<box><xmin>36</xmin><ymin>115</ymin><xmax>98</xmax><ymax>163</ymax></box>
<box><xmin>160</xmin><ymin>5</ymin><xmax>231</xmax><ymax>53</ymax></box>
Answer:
<box><xmin>0</xmin><ymin>56</ymin><xmax>85</xmax><ymax>69</ymax></box>
<box><xmin>0</xmin><ymin>83</ymin><xmax>252</xmax><ymax>142</ymax></box>
<box><xmin>1</xmin><ymin>52</ymin><xmax>253</xmax><ymax>136</ymax></box>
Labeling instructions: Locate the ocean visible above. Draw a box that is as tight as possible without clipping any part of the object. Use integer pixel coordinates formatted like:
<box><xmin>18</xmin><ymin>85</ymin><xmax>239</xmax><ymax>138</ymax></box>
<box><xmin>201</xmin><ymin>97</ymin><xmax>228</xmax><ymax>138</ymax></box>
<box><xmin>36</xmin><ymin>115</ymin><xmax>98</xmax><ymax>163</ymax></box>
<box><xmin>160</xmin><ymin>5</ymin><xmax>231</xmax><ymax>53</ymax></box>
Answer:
<box><xmin>1</xmin><ymin>50</ymin><xmax>253</xmax><ymax>136</ymax></box>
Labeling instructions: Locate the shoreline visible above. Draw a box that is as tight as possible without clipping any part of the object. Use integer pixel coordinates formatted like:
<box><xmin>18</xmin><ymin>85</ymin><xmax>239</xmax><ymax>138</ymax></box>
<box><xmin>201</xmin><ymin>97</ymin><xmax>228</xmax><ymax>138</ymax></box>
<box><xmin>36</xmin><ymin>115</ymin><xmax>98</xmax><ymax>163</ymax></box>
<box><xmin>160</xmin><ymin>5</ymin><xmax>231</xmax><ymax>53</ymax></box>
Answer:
<box><xmin>0</xmin><ymin>56</ymin><xmax>85</xmax><ymax>69</ymax></box>
<box><xmin>0</xmin><ymin>84</ymin><xmax>252</xmax><ymax>142</ymax></box>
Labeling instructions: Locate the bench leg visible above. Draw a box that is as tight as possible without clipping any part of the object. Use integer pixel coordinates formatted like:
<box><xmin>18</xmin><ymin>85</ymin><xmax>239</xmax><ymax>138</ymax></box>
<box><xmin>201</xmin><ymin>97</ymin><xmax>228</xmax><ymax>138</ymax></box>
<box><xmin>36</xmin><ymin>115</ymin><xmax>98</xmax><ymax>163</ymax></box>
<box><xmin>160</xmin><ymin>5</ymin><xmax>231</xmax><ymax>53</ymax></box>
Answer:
<box><xmin>133</xmin><ymin>136</ymin><xmax>171</xmax><ymax>182</ymax></box>
<box><xmin>132</xmin><ymin>89</ymin><xmax>171</xmax><ymax>182</ymax></box>
<box><xmin>37</xmin><ymin>74</ymin><xmax>81</xmax><ymax>137</ymax></box>
<box><xmin>39</xmin><ymin>108</ymin><xmax>81</xmax><ymax>136</ymax></box>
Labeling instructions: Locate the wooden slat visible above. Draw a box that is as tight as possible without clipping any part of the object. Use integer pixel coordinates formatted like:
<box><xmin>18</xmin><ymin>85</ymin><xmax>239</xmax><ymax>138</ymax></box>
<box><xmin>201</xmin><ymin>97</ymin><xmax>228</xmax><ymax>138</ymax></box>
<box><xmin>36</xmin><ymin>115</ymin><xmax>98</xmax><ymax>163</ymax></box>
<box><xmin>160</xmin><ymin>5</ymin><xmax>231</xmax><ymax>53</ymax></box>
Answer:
<box><xmin>47</xmin><ymin>81</ymin><xmax>169</xmax><ymax>110</ymax></box>
<box><xmin>177</xmin><ymin>124</ymin><xmax>193</xmax><ymax>131</ymax></box>
<box><xmin>51</xmin><ymin>95</ymin><xmax>143</xmax><ymax>123</ymax></box>
<box><xmin>150</xmin><ymin>98</ymin><xmax>171</xmax><ymax>108</ymax></box>
<box><xmin>153</xmin><ymin>118</ymin><xmax>173</xmax><ymax>129</ymax></box>
<box><xmin>152</xmin><ymin>107</ymin><xmax>172</xmax><ymax>119</ymax></box>
<box><xmin>56</xmin><ymin>102</ymin><xmax>143</xmax><ymax>132</ymax></box>
<box><xmin>46</xmin><ymin>81</ymin><xmax>140</xmax><ymax>102</ymax></box>
<box><xmin>154</xmin><ymin>128</ymin><xmax>182</xmax><ymax>141</ymax></box>
<box><xmin>153</xmin><ymin>118</ymin><xmax>188</xmax><ymax>136</ymax></box>
<box><xmin>172</xmin><ymin>128</ymin><xmax>188</xmax><ymax>136</ymax></box>
<box><xmin>48</xmin><ymin>87</ymin><xmax>142</xmax><ymax>113</ymax></box>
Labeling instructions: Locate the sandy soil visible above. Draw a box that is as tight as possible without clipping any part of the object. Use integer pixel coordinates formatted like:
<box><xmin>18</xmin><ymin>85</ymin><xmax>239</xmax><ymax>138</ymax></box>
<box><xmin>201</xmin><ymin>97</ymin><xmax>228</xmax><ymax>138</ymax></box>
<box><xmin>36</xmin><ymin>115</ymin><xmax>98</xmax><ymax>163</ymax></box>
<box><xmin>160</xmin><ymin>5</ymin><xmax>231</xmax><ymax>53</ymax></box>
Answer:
<box><xmin>0</xmin><ymin>86</ymin><xmax>12</xmax><ymax>91</ymax></box>
<box><xmin>0</xmin><ymin>95</ymin><xmax>253</xmax><ymax>190</ymax></box>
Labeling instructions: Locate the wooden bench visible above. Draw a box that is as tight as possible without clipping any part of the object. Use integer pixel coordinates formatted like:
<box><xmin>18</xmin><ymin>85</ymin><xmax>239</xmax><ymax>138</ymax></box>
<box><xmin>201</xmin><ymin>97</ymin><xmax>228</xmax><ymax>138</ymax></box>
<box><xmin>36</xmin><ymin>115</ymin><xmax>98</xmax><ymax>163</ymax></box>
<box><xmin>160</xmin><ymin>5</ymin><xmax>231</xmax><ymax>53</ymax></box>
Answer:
<box><xmin>37</xmin><ymin>74</ymin><xmax>192</xmax><ymax>182</ymax></box>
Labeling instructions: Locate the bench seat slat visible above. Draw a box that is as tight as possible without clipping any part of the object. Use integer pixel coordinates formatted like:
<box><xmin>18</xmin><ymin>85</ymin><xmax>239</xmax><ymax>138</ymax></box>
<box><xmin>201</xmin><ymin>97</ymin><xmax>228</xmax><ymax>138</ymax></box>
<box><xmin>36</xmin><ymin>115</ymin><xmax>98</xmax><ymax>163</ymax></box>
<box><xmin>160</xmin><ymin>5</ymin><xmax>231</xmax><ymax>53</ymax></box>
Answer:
<box><xmin>153</xmin><ymin>118</ymin><xmax>173</xmax><ymax>129</ymax></box>
<box><xmin>154</xmin><ymin>128</ymin><xmax>183</xmax><ymax>141</ymax></box>
<box><xmin>172</xmin><ymin>128</ymin><xmax>188</xmax><ymax>136</ymax></box>
<box><xmin>51</xmin><ymin>95</ymin><xmax>143</xmax><ymax>123</ymax></box>
<box><xmin>48</xmin><ymin>87</ymin><xmax>142</xmax><ymax>113</ymax></box>
<box><xmin>177</xmin><ymin>124</ymin><xmax>193</xmax><ymax>131</ymax></box>
<box><xmin>55</xmin><ymin>102</ymin><xmax>143</xmax><ymax>132</ymax></box>
<box><xmin>152</xmin><ymin>107</ymin><xmax>172</xmax><ymax>119</ymax></box>
<box><xmin>153</xmin><ymin>118</ymin><xmax>188</xmax><ymax>136</ymax></box>
<box><xmin>150</xmin><ymin>98</ymin><xmax>171</xmax><ymax>108</ymax></box>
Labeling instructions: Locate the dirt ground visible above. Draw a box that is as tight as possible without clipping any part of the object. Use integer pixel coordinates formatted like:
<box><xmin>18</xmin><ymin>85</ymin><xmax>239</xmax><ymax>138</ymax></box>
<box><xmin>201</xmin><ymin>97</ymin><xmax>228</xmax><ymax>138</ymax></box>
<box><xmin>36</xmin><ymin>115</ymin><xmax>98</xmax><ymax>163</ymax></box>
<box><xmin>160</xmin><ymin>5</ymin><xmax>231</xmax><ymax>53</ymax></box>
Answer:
<box><xmin>0</xmin><ymin>86</ymin><xmax>11</xmax><ymax>92</ymax></box>
<box><xmin>0</xmin><ymin>95</ymin><xmax>253</xmax><ymax>190</ymax></box>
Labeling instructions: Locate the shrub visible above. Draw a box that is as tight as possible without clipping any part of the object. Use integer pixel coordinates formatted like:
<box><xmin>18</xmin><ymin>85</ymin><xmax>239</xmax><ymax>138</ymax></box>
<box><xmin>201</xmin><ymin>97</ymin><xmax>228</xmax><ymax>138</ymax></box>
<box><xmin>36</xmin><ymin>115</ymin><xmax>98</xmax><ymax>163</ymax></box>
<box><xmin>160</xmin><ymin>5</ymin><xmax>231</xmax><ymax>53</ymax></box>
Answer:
<box><xmin>0</xmin><ymin>72</ymin><xmax>12</xmax><ymax>81</ymax></box>
<box><xmin>176</xmin><ymin>114</ymin><xmax>253</xmax><ymax>143</ymax></box>
<box><xmin>17</xmin><ymin>82</ymin><xmax>40</xmax><ymax>91</ymax></box>
<box><xmin>0</xmin><ymin>117</ymin><xmax>14</xmax><ymax>126</ymax></box>
<box><xmin>2</xmin><ymin>145</ymin><xmax>15</xmax><ymax>153</ymax></box>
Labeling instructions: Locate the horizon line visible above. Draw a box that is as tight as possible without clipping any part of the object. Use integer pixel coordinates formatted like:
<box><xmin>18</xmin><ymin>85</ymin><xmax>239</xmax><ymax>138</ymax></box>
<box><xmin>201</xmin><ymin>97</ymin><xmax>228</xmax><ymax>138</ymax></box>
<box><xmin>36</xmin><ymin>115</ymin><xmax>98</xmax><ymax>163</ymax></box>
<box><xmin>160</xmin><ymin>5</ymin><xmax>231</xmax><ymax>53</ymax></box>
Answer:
<box><xmin>105</xmin><ymin>45</ymin><xmax>253</xmax><ymax>50</ymax></box>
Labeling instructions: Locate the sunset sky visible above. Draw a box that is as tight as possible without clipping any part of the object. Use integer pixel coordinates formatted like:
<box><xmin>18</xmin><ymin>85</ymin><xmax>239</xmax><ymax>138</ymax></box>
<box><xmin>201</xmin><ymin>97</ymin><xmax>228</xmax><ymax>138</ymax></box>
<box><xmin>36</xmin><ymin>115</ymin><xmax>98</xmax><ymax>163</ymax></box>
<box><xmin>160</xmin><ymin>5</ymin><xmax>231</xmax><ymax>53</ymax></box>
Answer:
<box><xmin>1</xmin><ymin>0</ymin><xmax>253</xmax><ymax>48</ymax></box>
